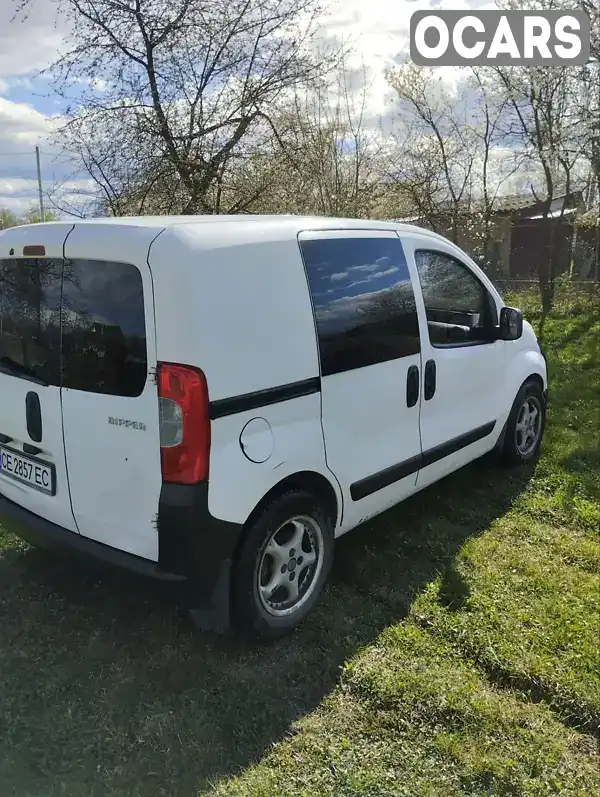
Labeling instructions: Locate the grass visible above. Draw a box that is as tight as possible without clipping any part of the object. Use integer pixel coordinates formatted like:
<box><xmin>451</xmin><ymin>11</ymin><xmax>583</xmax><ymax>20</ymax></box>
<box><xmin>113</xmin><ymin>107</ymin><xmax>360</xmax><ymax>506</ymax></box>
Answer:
<box><xmin>1</xmin><ymin>291</ymin><xmax>599</xmax><ymax>796</ymax></box>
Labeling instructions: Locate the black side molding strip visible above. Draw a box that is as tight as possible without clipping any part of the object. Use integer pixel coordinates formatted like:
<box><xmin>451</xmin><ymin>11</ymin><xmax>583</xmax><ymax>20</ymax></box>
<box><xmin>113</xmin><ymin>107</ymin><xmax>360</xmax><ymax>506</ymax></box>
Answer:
<box><xmin>420</xmin><ymin>420</ymin><xmax>496</xmax><ymax>469</ymax></box>
<box><xmin>350</xmin><ymin>420</ymin><xmax>496</xmax><ymax>501</ymax></box>
<box><xmin>350</xmin><ymin>453</ymin><xmax>421</xmax><ymax>501</ymax></box>
<box><xmin>210</xmin><ymin>377</ymin><xmax>321</xmax><ymax>420</ymax></box>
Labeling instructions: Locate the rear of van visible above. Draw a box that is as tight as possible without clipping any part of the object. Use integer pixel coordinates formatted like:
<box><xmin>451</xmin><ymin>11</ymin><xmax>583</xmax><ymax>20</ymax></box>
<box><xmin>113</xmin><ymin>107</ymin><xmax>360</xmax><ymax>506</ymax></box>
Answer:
<box><xmin>0</xmin><ymin>220</ymin><xmax>242</xmax><ymax>628</ymax></box>
<box><xmin>0</xmin><ymin>224</ymin><xmax>79</xmax><ymax>536</ymax></box>
<box><xmin>0</xmin><ymin>216</ymin><xmax>332</xmax><ymax>633</ymax></box>
<box><xmin>0</xmin><ymin>223</ymin><xmax>172</xmax><ymax>565</ymax></box>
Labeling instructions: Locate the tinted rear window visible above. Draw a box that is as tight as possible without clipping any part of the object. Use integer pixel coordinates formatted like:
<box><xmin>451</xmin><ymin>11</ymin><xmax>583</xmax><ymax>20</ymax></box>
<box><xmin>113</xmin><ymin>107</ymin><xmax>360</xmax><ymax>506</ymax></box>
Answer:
<box><xmin>0</xmin><ymin>258</ymin><xmax>147</xmax><ymax>397</ymax></box>
<box><xmin>62</xmin><ymin>259</ymin><xmax>147</xmax><ymax>397</ymax></box>
<box><xmin>0</xmin><ymin>257</ymin><xmax>63</xmax><ymax>385</ymax></box>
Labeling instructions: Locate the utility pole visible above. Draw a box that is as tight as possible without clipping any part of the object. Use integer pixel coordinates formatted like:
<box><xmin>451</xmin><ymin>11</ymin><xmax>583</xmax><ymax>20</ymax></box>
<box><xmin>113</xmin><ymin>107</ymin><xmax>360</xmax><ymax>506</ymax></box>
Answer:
<box><xmin>35</xmin><ymin>145</ymin><xmax>45</xmax><ymax>222</ymax></box>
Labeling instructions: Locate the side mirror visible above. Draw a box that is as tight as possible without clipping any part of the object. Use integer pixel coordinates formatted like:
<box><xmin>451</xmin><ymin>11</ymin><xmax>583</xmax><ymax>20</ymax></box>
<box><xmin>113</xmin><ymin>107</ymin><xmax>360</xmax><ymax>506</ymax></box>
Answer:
<box><xmin>499</xmin><ymin>306</ymin><xmax>523</xmax><ymax>341</ymax></box>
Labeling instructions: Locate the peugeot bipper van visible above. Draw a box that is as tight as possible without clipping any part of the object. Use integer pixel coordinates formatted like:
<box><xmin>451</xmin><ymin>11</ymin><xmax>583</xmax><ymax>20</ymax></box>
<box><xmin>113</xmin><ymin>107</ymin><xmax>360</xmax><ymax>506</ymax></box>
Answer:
<box><xmin>0</xmin><ymin>216</ymin><xmax>548</xmax><ymax>638</ymax></box>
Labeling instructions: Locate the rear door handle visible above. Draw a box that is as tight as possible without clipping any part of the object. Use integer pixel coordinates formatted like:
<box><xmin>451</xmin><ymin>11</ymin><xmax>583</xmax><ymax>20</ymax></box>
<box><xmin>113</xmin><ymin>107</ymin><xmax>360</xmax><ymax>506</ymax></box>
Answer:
<box><xmin>406</xmin><ymin>365</ymin><xmax>419</xmax><ymax>408</ymax></box>
<box><xmin>424</xmin><ymin>359</ymin><xmax>436</xmax><ymax>401</ymax></box>
<box><xmin>26</xmin><ymin>391</ymin><xmax>42</xmax><ymax>443</ymax></box>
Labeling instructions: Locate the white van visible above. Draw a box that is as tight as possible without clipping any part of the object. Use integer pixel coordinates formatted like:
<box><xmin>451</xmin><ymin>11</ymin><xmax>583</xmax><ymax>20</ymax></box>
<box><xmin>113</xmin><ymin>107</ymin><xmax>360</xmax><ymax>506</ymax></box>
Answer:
<box><xmin>0</xmin><ymin>216</ymin><xmax>547</xmax><ymax>638</ymax></box>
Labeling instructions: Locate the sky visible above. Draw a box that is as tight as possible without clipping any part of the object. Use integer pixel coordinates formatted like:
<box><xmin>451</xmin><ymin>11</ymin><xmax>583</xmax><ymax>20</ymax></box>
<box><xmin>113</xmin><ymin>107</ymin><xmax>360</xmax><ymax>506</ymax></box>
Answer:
<box><xmin>0</xmin><ymin>0</ymin><xmax>496</xmax><ymax>218</ymax></box>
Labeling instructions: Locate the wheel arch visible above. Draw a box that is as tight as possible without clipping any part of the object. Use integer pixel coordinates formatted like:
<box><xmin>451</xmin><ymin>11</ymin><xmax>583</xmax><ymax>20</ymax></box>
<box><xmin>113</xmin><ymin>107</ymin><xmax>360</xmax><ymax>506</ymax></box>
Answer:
<box><xmin>230</xmin><ymin>470</ymin><xmax>340</xmax><ymax>569</ymax></box>
<box><xmin>509</xmin><ymin>349</ymin><xmax>547</xmax><ymax>394</ymax></box>
<box><xmin>524</xmin><ymin>372</ymin><xmax>544</xmax><ymax>393</ymax></box>
<box><xmin>495</xmin><ymin>371</ymin><xmax>547</xmax><ymax>452</ymax></box>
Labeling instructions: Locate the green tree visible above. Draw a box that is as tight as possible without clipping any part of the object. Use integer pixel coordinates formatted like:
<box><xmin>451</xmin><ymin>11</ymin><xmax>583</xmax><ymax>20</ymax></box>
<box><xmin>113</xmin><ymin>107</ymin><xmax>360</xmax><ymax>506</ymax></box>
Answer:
<box><xmin>0</xmin><ymin>209</ymin><xmax>20</xmax><ymax>230</ymax></box>
<box><xmin>22</xmin><ymin>208</ymin><xmax>60</xmax><ymax>225</ymax></box>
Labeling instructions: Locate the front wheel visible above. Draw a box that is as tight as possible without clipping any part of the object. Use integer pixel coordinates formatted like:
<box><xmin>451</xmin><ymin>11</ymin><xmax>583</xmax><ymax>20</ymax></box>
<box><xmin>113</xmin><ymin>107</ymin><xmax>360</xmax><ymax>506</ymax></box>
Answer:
<box><xmin>502</xmin><ymin>379</ymin><xmax>546</xmax><ymax>466</ymax></box>
<box><xmin>232</xmin><ymin>489</ymin><xmax>334</xmax><ymax>639</ymax></box>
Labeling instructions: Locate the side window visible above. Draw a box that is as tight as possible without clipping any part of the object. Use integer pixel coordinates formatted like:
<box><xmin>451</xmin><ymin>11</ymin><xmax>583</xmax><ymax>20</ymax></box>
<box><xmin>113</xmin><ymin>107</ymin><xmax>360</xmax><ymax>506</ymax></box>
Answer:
<box><xmin>300</xmin><ymin>236</ymin><xmax>420</xmax><ymax>376</ymax></box>
<box><xmin>414</xmin><ymin>250</ymin><xmax>496</xmax><ymax>346</ymax></box>
<box><xmin>61</xmin><ymin>259</ymin><xmax>147</xmax><ymax>397</ymax></box>
<box><xmin>0</xmin><ymin>258</ymin><xmax>63</xmax><ymax>386</ymax></box>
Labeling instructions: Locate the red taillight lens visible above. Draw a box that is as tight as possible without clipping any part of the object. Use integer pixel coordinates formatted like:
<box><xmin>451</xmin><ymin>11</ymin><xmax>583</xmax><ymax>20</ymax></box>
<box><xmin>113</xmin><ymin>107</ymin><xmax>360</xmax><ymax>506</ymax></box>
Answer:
<box><xmin>157</xmin><ymin>363</ymin><xmax>210</xmax><ymax>484</ymax></box>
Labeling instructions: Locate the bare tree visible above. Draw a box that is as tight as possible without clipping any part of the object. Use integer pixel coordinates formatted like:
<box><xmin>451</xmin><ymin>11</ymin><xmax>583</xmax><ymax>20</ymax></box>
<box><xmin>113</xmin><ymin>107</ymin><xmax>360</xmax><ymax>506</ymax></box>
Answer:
<box><xmin>16</xmin><ymin>0</ymin><xmax>336</xmax><ymax>215</ymax></box>
<box><xmin>494</xmin><ymin>62</ymin><xmax>587</xmax><ymax>327</ymax></box>
<box><xmin>579</xmin><ymin>0</ymin><xmax>600</xmax><ymax>279</ymax></box>
<box><xmin>387</xmin><ymin>65</ymin><xmax>475</xmax><ymax>242</ymax></box>
<box><xmin>386</xmin><ymin>65</ymin><xmax>517</xmax><ymax>255</ymax></box>
<box><xmin>175</xmin><ymin>61</ymin><xmax>391</xmax><ymax>219</ymax></box>
<box><xmin>250</xmin><ymin>64</ymin><xmax>387</xmax><ymax>217</ymax></box>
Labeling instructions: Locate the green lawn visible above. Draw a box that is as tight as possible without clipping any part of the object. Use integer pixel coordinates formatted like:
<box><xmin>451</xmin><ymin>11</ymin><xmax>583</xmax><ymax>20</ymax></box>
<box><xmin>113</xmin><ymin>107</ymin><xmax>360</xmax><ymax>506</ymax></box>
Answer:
<box><xmin>1</xmin><ymin>292</ymin><xmax>599</xmax><ymax>797</ymax></box>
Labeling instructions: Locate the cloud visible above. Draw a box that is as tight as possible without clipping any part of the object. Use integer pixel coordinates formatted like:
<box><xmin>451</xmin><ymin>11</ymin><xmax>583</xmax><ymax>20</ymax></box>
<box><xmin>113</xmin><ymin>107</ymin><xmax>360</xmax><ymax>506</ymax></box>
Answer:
<box><xmin>0</xmin><ymin>0</ymin><xmax>68</xmax><ymax>78</ymax></box>
<box><xmin>348</xmin><ymin>266</ymin><xmax>400</xmax><ymax>289</ymax></box>
<box><xmin>329</xmin><ymin>271</ymin><xmax>349</xmax><ymax>281</ymax></box>
<box><xmin>0</xmin><ymin>0</ymin><xmax>73</xmax><ymax>214</ymax></box>
<box><xmin>0</xmin><ymin>0</ymin><xmax>501</xmax><ymax>217</ymax></box>
<box><xmin>0</xmin><ymin>97</ymin><xmax>50</xmax><ymax>144</ymax></box>
<box><xmin>349</xmin><ymin>262</ymin><xmax>383</xmax><ymax>273</ymax></box>
<box><xmin>0</xmin><ymin>97</ymin><xmax>54</xmax><ymax>213</ymax></box>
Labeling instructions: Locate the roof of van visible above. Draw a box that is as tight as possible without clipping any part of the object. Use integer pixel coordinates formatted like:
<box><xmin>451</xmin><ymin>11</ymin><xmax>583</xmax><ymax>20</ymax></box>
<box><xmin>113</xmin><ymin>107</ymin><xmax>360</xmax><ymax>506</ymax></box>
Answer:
<box><xmin>7</xmin><ymin>213</ymin><xmax>446</xmax><ymax>240</ymax></box>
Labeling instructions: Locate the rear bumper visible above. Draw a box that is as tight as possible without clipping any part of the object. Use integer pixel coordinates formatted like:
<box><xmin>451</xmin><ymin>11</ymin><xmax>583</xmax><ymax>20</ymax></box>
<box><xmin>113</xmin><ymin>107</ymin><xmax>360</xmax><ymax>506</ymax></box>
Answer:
<box><xmin>0</xmin><ymin>481</ymin><xmax>243</xmax><ymax>632</ymax></box>
<box><xmin>0</xmin><ymin>491</ymin><xmax>185</xmax><ymax>581</ymax></box>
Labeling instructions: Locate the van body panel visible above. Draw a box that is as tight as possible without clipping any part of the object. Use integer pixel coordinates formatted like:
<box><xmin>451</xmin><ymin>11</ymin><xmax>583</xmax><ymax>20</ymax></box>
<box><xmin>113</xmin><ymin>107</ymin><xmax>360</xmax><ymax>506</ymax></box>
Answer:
<box><xmin>401</xmin><ymin>233</ymin><xmax>524</xmax><ymax>490</ymax></box>
<box><xmin>0</xmin><ymin>222</ymin><xmax>74</xmax><ymax>259</ymax></box>
<box><xmin>491</xmin><ymin>330</ymin><xmax>548</xmax><ymax>439</ymax></box>
<box><xmin>148</xmin><ymin>224</ymin><xmax>340</xmax><ymax>528</ymax></box>
<box><xmin>61</xmin><ymin>224</ymin><xmax>164</xmax><ymax>560</ymax></box>
<box><xmin>297</xmin><ymin>229</ymin><xmax>424</xmax><ymax>532</ymax></box>
<box><xmin>207</xmin><ymin>392</ymin><xmax>343</xmax><ymax>528</ymax></box>
<box><xmin>148</xmin><ymin>225</ymin><xmax>321</xmax><ymax>401</ymax></box>
<box><xmin>0</xmin><ymin>224</ymin><xmax>78</xmax><ymax>532</ymax></box>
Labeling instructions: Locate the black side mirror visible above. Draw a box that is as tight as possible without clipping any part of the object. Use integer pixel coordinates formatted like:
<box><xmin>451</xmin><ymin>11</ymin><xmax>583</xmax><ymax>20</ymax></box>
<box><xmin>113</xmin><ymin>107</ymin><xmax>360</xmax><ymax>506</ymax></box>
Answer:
<box><xmin>499</xmin><ymin>306</ymin><xmax>523</xmax><ymax>341</ymax></box>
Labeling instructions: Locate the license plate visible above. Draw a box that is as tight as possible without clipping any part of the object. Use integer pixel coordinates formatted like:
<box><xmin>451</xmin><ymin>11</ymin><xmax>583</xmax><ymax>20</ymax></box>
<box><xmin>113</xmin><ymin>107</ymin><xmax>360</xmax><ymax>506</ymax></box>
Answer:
<box><xmin>0</xmin><ymin>446</ymin><xmax>55</xmax><ymax>496</ymax></box>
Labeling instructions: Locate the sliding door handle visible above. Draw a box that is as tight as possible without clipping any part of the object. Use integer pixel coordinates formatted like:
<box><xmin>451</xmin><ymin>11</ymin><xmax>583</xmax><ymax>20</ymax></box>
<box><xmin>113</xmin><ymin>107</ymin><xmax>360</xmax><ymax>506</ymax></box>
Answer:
<box><xmin>406</xmin><ymin>365</ymin><xmax>419</xmax><ymax>408</ymax></box>
<box><xmin>424</xmin><ymin>359</ymin><xmax>436</xmax><ymax>401</ymax></box>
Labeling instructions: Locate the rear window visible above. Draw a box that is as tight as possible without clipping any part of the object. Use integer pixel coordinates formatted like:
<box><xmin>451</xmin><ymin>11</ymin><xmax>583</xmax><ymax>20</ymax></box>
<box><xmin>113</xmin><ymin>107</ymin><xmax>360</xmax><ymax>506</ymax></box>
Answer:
<box><xmin>62</xmin><ymin>259</ymin><xmax>147</xmax><ymax>397</ymax></box>
<box><xmin>0</xmin><ymin>257</ymin><xmax>63</xmax><ymax>386</ymax></box>
<box><xmin>0</xmin><ymin>258</ymin><xmax>147</xmax><ymax>397</ymax></box>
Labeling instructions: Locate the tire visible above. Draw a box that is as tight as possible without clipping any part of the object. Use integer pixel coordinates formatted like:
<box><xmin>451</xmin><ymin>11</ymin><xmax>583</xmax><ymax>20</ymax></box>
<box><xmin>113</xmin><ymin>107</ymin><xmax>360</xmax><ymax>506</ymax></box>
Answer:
<box><xmin>501</xmin><ymin>379</ymin><xmax>546</xmax><ymax>466</ymax></box>
<box><xmin>231</xmin><ymin>489</ymin><xmax>334</xmax><ymax>640</ymax></box>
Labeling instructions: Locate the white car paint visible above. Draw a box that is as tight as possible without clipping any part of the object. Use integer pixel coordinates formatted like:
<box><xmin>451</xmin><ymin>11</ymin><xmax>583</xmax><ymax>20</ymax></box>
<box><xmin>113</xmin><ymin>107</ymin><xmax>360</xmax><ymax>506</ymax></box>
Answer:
<box><xmin>61</xmin><ymin>223</ymin><xmax>164</xmax><ymax>560</ymax></box>
<box><xmin>0</xmin><ymin>215</ymin><xmax>547</xmax><ymax>572</ymax></box>
<box><xmin>0</xmin><ymin>223</ymin><xmax>78</xmax><ymax>533</ymax></box>
<box><xmin>402</xmin><ymin>233</ymin><xmax>509</xmax><ymax>488</ymax></box>
<box><xmin>297</xmin><ymin>229</ymin><xmax>423</xmax><ymax>532</ymax></box>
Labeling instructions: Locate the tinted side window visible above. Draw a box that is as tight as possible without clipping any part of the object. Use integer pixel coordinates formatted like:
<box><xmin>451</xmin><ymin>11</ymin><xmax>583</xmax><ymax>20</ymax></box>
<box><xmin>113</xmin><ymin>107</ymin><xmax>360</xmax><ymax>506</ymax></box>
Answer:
<box><xmin>61</xmin><ymin>259</ymin><xmax>147</xmax><ymax>397</ymax></box>
<box><xmin>300</xmin><ymin>237</ymin><xmax>420</xmax><ymax>376</ymax></box>
<box><xmin>0</xmin><ymin>258</ymin><xmax>62</xmax><ymax>386</ymax></box>
<box><xmin>414</xmin><ymin>250</ymin><xmax>494</xmax><ymax>346</ymax></box>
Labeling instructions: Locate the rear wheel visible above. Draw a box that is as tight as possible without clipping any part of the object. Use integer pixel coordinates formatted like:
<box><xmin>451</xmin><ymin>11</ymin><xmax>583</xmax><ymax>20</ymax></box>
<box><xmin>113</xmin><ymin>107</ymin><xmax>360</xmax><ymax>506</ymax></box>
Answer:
<box><xmin>232</xmin><ymin>489</ymin><xmax>334</xmax><ymax>639</ymax></box>
<box><xmin>502</xmin><ymin>379</ymin><xmax>546</xmax><ymax>465</ymax></box>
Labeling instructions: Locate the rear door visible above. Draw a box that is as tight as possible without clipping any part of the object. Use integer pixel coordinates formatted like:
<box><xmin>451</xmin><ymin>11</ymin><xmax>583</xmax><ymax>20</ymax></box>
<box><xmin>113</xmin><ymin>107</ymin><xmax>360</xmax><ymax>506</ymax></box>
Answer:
<box><xmin>61</xmin><ymin>224</ymin><xmax>164</xmax><ymax>561</ymax></box>
<box><xmin>298</xmin><ymin>230</ymin><xmax>423</xmax><ymax>530</ymax></box>
<box><xmin>0</xmin><ymin>223</ymin><xmax>78</xmax><ymax>532</ymax></box>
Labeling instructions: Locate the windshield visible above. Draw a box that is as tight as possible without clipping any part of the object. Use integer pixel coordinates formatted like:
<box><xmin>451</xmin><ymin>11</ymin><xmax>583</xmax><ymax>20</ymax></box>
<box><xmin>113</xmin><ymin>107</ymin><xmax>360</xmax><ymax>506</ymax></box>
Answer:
<box><xmin>0</xmin><ymin>258</ymin><xmax>63</xmax><ymax>386</ymax></box>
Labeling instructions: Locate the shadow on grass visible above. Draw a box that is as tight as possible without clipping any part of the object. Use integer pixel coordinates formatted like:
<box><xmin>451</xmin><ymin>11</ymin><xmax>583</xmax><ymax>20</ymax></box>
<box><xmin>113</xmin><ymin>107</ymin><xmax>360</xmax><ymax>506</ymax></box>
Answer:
<box><xmin>548</xmin><ymin>313</ymin><xmax>599</xmax><ymax>352</ymax></box>
<box><xmin>561</xmin><ymin>448</ymin><xmax>600</xmax><ymax>502</ymax></box>
<box><xmin>0</xmin><ymin>458</ymin><xmax>532</xmax><ymax>797</ymax></box>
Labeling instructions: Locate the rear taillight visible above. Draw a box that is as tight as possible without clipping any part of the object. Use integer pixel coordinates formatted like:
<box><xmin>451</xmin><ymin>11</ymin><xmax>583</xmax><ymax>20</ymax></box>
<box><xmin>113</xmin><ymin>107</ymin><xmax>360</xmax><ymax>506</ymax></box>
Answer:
<box><xmin>157</xmin><ymin>363</ymin><xmax>210</xmax><ymax>484</ymax></box>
